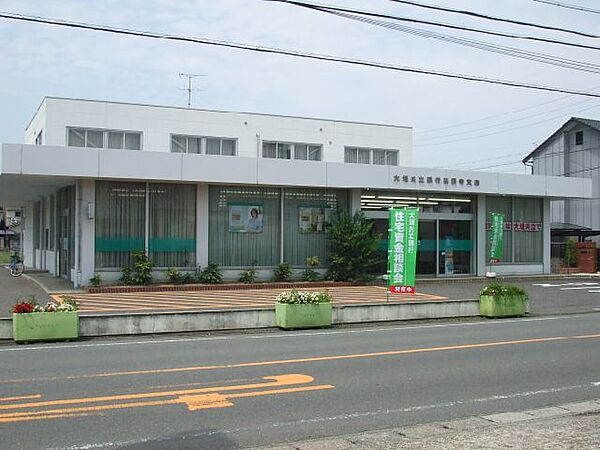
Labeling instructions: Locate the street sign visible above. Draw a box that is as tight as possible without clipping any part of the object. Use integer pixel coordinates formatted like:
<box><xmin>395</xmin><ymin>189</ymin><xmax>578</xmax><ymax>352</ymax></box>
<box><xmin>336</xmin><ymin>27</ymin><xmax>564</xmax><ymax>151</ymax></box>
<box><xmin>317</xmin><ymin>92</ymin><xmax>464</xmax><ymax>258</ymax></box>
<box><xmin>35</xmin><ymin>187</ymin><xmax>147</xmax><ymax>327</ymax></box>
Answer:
<box><xmin>388</xmin><ymin>207</ymin><xmax>419</xmax><ymax>294</ymax></box>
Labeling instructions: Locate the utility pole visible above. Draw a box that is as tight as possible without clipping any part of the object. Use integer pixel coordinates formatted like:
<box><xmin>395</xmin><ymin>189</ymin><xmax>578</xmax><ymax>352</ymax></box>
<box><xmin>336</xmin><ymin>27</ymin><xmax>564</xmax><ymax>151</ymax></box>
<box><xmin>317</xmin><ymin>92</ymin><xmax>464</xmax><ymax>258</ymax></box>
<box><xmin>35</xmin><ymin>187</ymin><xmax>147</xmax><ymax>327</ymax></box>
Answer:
<box><xmin>178</xmin><ymin>73</ymin><xmax>206</xmax><ymax>108</ymax></box>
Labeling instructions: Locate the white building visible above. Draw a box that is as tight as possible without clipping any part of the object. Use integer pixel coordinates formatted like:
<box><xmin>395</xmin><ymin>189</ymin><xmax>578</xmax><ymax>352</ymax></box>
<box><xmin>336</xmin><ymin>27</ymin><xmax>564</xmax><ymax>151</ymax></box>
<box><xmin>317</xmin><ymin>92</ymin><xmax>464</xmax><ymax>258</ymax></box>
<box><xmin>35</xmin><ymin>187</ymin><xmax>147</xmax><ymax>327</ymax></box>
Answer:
<box><xmin>0</xmin><ymin>97</ymin><xmax>592</xmax><ymax>286</ymax></box>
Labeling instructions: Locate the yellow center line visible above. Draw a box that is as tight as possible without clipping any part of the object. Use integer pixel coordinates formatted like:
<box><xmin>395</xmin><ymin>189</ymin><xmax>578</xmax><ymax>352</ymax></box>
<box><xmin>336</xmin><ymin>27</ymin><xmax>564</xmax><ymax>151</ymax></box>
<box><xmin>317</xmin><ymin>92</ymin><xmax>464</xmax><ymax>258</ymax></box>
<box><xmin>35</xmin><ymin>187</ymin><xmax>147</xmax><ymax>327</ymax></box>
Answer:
<box><xmin>0</xmin><ymin>394</ymin><xmax>42</xmax><ymax>402</ymax></box>
<box><xmin>1</xmin><ymin>333</ymin><xmax>598</xmax><ymax>385</ymax></box>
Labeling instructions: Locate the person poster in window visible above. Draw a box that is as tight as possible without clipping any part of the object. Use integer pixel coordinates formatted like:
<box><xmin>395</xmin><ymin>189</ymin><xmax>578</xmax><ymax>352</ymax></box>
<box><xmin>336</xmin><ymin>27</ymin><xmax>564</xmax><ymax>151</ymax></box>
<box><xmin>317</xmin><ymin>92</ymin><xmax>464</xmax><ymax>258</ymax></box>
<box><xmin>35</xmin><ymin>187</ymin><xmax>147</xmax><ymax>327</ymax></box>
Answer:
<box><xmin>299</xmin><ymin>207</ymin><xmax>328</xmax><ymax>233</ymax></box>
<box><xmin>229</xmin><ymin>204</ymin><xmax>263</xmax><ymax>233</ymax></box>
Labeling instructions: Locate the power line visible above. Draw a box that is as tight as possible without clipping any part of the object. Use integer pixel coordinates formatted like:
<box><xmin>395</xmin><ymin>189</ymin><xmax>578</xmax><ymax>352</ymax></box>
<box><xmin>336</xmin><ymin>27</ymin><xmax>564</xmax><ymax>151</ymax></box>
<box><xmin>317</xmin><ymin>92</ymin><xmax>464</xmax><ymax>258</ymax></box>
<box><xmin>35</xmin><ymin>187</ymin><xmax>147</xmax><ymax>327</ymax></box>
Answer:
<box><xmin>315</xmin><ymin>8</ymin><xmax>600</xmax><ymax>74</ymax></box>
<box><xmin>2</xmin><ymin>12</ymin><xmax>600</xmax><ymax>99</ymax></box>
<box><xmin>533</xmin><ymin>0</ymin><xmax>600</xmax><ymax>14</ymax></box>
<box><xmin>415</xmin><ymin>97</ymin><xmax>597</xmax><ymax>142</ymax></box>
<box><xmin>386</xmin><ymin>0</ymin><xmax>599</xmax><ymax>38</ymax></box>
<box><xmin>413</xmin><ymin>103</ymin><xmax>600</xmax><ymax>147</ymax></box>
<box><xmin>269</xmin><ymin>1</ymin><xmax>600</xmax><ymax>50</ymax></box>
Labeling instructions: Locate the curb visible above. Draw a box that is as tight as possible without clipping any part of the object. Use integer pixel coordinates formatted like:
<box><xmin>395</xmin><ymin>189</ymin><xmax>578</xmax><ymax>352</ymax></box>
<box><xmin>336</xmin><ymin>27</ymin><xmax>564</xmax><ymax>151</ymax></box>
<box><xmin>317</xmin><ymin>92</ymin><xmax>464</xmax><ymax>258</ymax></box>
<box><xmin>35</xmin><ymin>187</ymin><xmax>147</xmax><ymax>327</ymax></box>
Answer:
<box><xmin>21</xmin><ymin>273</ymin><xmax>84</xmax><ymax>295</ymax></box>
<box><xmin>251</xmin><ymin>399</ymin><xmax>600</xmax><ymax>450</ymax></box>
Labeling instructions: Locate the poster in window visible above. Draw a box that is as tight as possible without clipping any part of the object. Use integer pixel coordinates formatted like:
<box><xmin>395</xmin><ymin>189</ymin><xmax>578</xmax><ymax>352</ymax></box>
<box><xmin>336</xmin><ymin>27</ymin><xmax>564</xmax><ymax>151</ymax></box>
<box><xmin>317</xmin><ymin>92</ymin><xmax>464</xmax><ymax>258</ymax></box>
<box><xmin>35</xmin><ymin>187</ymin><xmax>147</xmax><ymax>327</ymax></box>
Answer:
<box><xmin>299</xmin><ymin>207</ymin><xmax>329</xmax><ymax>233</ymax></box>
<box><xmin>229</xmin><ymin>204</ymin><xmax>263</xmax><ymax>233</ymax></box>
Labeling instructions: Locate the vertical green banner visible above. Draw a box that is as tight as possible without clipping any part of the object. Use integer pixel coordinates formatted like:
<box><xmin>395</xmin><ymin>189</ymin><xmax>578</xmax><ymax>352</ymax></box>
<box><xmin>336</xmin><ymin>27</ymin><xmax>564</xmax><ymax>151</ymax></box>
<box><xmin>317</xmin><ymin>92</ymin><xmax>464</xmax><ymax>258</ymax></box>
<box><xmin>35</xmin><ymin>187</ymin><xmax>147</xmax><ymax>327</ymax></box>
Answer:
<box><xmin>388</xmin><ymin>207</ymin><xmax>420</xmax><ymax>294</ymax></box>
<box><xmin>489</xmin><ymin>212</ymin><xmax>505</xmax><ymax>263</ymax></box>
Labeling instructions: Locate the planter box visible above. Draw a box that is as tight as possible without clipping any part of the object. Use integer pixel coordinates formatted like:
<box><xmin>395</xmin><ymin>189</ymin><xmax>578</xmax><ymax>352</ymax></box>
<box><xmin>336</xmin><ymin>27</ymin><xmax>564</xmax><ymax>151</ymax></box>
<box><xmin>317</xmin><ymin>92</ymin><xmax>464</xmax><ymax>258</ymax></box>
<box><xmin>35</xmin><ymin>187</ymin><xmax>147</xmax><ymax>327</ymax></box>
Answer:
<box><xmin>13</xmin><ymin>312</ymin><xmax>79</xmax><ymax>343</ymax></box>
<box><xmin>479</xmin><ymin>295</ymin><xmax>527</xmax><ymax>318</ymax></box>
<box><xmin>275</xmin><ymin>303</ymin><xmax>332</xmax><ymax>329</ymax></box>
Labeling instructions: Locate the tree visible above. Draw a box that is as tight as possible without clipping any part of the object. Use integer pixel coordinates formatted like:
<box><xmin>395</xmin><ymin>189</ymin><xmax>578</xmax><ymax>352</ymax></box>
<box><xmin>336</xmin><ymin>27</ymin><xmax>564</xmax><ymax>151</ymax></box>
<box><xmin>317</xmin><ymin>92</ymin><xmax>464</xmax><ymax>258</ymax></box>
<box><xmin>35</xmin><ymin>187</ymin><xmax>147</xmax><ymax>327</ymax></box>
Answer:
<box><xmin>564</xmin><ymin>239</ymin><xmax>577</xmax><ymax>268</ymax></box>
<box><xmin>326</xmin><ymin>209</ymin><xmax>381</xmax><ymax>281</ymax></box>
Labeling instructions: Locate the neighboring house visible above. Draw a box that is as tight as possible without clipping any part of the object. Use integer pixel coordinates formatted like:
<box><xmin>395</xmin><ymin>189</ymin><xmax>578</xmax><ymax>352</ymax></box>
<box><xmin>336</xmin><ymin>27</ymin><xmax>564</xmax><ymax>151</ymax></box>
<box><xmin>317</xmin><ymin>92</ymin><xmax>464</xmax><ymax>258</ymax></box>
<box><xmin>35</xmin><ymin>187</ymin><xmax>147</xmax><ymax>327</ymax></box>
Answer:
<box><xmin>522</xmin><ymin>117</ymin><xmax>600</xmax><ymax>246</ymax></box>
<box><xmin>0</xmin><ymin>206</ymin><xmax>21</xmax><ymax>251</ymax></box>
<box><xmin>0</xmin><ymin>97</ymin><xmax>591</xmax><ymax>286</ymax></box>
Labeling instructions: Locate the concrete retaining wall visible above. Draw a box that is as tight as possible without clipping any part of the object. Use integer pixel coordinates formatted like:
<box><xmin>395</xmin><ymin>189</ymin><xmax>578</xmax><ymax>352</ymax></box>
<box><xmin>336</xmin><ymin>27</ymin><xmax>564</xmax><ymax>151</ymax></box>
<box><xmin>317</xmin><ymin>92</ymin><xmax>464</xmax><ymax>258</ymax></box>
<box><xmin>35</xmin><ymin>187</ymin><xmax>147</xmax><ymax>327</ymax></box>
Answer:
<box><xmin>0</xmin><ymin>300</ymin><xmax>479</xmax><ymax>340</ymax></box>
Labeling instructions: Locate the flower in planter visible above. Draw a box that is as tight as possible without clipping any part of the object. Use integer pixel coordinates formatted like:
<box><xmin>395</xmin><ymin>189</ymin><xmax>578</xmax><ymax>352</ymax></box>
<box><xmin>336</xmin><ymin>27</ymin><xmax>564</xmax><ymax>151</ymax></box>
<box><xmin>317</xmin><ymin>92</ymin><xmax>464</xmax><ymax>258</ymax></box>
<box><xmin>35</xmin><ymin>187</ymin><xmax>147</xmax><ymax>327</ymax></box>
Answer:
<box><xmin>12</xmin><ymin>301</ymin><xmax>36</xmax><ymax>314</ymax></box>
<box><xmin>12</xmin><ymin>296</ymin><xmax>79</xmax><ymax>314</ymax></box>
<box><xmin>276</xmin><ymin>289</ymin><xmax>332</xmax><ymax>304</ymax></box>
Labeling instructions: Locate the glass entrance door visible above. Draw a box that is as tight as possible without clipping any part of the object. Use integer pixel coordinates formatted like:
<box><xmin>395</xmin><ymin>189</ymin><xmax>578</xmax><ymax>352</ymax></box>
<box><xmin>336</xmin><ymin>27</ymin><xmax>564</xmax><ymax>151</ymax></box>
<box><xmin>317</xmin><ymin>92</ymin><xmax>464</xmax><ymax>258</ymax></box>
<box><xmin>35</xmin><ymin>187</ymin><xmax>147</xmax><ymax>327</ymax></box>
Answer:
<box><xmin>438</xmin><ymin>220</ymin><xmax>472</xmax><ymax>275</ymax></box>
<box><xmin>417</xmin><ymin>220</ymin><xmax>436</xmax><ymax>275</ymax></box>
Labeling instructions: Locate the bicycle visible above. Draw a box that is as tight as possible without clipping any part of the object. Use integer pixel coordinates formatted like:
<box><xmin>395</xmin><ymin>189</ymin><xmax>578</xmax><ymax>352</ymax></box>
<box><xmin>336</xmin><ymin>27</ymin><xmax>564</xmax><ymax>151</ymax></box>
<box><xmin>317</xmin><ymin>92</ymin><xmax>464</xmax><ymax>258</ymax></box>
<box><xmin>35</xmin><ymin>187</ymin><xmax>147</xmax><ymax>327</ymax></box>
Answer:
<box><xmin>8</xmin><ymin>253</ymin><xmax>24</xmax><ymax>277</ymax></box>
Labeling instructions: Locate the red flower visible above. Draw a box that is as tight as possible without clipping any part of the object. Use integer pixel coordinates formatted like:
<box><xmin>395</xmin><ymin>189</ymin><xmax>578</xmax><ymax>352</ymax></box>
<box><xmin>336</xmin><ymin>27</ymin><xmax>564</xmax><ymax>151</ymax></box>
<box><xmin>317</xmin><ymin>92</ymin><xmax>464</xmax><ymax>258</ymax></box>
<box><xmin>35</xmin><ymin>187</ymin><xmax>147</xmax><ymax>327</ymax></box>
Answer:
<box><xmin>12</xmin><ymin>302</ymin><xmax>35</xmax><ymax>314</ymax></box>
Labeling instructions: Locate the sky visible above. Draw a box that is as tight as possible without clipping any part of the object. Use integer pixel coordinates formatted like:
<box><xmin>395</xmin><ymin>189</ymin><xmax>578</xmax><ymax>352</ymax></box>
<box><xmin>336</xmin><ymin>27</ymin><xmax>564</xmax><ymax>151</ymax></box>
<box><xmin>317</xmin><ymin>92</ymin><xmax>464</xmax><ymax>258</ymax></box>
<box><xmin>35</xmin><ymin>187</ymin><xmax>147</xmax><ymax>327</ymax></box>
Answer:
<box><xmin>0</xmin><ymin>0</ymin><xmax>598</xmax><ymax>172</ymax></box>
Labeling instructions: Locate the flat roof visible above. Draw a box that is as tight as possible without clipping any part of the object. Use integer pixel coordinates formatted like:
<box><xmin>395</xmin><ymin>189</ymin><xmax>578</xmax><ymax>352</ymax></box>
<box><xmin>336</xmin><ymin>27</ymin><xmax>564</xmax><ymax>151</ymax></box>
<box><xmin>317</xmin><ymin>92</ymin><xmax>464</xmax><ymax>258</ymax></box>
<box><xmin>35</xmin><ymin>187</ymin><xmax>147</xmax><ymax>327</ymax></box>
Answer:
<box><xmin>27</xmin><ymin>96</ymin><xmax>412</xmax><ymax>131</ymax></box>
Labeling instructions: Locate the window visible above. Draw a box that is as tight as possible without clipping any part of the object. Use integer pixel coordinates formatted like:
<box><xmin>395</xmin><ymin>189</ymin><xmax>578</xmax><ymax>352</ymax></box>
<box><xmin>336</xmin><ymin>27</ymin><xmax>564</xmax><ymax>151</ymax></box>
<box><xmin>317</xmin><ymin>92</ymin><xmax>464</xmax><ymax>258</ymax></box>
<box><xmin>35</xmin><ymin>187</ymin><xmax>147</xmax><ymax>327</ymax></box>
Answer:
<box><xmin>263</xmin><ymin>141</ymin><xmax>323</xmax><ymax>161</ymax></box>
<box><xmin>170</xmin><ymin>135</ymin><xmax>236</xmax><ymax>156</ymax></box>
<box><xmin>345</xmin><ymin>147</ymin><xmax>399</xmax><ymax>165</ymax></box>
<box><xmin>575</xmin><ymin>130</ymin><xmax>583</xmax><ymax>146</ymax></box>
<box><xmin>67</xmin><ymin>128</ymin><xmax>142</xmax><ymax>150</ymax></box>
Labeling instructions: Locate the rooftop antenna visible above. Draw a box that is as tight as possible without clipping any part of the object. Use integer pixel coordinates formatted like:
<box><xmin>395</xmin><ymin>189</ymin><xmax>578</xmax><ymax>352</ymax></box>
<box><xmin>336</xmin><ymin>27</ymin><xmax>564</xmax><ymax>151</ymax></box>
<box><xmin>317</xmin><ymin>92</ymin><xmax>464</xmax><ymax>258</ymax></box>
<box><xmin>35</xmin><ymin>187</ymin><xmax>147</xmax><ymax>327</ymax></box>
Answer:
<box><xmin>178</xmin><ymin>73</ymin><xmax>207</xmax><ymax>108</ymax></box>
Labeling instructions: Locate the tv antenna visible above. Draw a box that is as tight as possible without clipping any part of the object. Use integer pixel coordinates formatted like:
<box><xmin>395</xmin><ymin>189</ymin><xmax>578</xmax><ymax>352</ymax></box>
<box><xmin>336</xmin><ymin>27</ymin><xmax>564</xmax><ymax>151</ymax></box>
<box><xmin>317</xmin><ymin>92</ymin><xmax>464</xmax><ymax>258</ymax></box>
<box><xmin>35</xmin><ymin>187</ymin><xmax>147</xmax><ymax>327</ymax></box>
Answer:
<box><xmin>179</xmin><ymin>73</ymin><xmax>207</xmax><ymax>108</ymax></box>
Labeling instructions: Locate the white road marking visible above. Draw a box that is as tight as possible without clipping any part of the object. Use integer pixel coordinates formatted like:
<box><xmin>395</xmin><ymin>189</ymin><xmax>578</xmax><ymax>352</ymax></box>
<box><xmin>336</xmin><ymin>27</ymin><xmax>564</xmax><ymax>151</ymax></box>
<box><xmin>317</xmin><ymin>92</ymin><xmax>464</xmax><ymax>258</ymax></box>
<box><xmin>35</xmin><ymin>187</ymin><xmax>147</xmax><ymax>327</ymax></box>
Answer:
<box><xmin>0</xmin><ymin>313</ymin><xmax>597</xmax><ymax>353</ymax></box>
<box><xmin>47</xmin><ymin>381</ymin><xmax>600</xmax><ymax>450</ymax></box>
<box><xmin>534</xmin><ymin>282</ymin><xmax>599</xmax><ymax>288</ymax></box>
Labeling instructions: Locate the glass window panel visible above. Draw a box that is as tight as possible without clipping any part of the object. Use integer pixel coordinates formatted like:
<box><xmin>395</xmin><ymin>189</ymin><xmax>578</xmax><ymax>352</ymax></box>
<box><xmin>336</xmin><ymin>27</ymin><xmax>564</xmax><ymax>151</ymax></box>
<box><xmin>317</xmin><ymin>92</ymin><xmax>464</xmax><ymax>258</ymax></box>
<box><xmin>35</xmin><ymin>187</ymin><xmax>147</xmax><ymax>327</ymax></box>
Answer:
<box><xmin>373</xmin><ymin>150</ymin><xmax>386</xmax><ymax>165</ymax></box>
<box><xmin>222</xmin><ymin>139</ymin><xmax>236</xmax><ymax>156</ymax></box>
<box><xmin>68</xmin><ymin>128</ymin><xmax>86</xmax><ymax>147</ymax></box>
<box><xmin>208</xmin><ymin>186</ymin><xmax>281</xmax><ymax>266</ymax></box>
<box><xmin>124</xmin><ymin>132</ymin><xmax>141</xmax><ymax>150</ymax></box>
<box><xmin>358</xmin><ymin>148</ymin><xmax>370</xmax><ymax>164</ymax></box>
<box><xmin>344</xmin><ymin>148</ymin><xmax>357</xmax><ymax>163</ymax></box>
<box><xmin>283</xmin><ymin>189</ymin><xmax>348</xmax><ymax>266</ymax></box>
<box><xmin>86</xmin><ymin>130</ymin><xmax>103</xmax><ymax>148</ymax></box>
<box><xmin>386</xmin><ymin>151</ymin><xmax>398</xmax><ymax>166</ymax></box>
<box><xmin>308</xmin><ymin>145</ymin><xmax>321</xmax><ymax>161</ymax></box>
<box><xmin>108</xmin><ymin>131</ymin><xmax>124</xmax><ymax>149</ymax></box>
<box><xmin>206</xmin><ymin>138</ymin><xmax>221</xmax><ymax>155</ymax></box>
<box><xmin>149</xmin><ymin>184</ymin><xmax>196</xmax><ymax>267</ymax></box>
<box><xmin>263</xmin><ymin>142</ymin><xmax>277</xmax><ymax>158</ymax></box>
<box><xmin>171</xmin><ymin>135</ymin><xmax>186</xmax><ymax>153</ymax></box>
<box><xmin>188</xmin><ymin>137</ymin><xmax>201</xmax><ymax>154</ymax></box>
<box><xmin>277</xmin><ymin>143</ymin><xmax>292</xmax><ymax>159</ymax></box>
<box><xmin>95</xmin><ymin>181</ymin><xmax>146</xmax><ymax>268</ymax></box>
<box><xmin>513</xmin><ymin>197</ymin><xmax>543</xmax><ymax>263</ymax></box>
<box><xmin>294</xmin><ymin>144</ymin><xmax>308</xmax><ymax>160</ymax></box>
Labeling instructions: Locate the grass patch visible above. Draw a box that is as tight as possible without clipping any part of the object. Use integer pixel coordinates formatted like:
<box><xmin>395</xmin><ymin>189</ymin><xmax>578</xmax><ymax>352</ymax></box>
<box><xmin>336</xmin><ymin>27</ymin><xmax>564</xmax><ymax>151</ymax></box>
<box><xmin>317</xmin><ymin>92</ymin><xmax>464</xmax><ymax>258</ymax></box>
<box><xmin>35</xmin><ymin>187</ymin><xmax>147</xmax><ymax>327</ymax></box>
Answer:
<box><xmin>0</xmin><ymin>252</ymin><xmax>12</xmax><ymax>264</ymax></box>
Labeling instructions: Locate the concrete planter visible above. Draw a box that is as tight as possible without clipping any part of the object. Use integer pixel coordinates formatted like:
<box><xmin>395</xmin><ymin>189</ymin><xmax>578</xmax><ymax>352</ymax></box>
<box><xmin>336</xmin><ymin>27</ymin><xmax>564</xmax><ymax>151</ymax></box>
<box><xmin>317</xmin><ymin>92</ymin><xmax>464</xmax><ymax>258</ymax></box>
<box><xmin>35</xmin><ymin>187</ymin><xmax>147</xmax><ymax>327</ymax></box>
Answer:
<box><xmin>13</xmin><ymin>312</ymin><xmax>79</xmax><ymax>343</ymax></box>
<box><xmin>479</xmin><ymin>295</ymin><xmax>527</xmax><ymax>318</ymax></box>
<box><xmin>275</xmin><ymin>303</ymin><xmax>332</xmax><ymax>329</ymax></box>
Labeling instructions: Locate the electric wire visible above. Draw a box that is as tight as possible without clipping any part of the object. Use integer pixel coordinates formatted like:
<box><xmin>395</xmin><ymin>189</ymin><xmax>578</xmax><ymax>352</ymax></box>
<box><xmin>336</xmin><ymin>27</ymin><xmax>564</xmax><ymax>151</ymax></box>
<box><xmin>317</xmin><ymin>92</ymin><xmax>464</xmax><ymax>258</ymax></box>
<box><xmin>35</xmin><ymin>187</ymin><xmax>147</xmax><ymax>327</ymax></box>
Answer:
<box><xmin>315</xmin><ymin>8</ymin><xmax>600</xmax><ymax>74</ymax></box>
<box><xmin>386</xmin><ymin>0</ymin><xmax>599</xmax><ymax>38</ymax></box>
<box><xmin>268</xmin><ymin>0</ymin><xmax>600</xmax><ymax>50</ymax></box>
<box><xmin>532</xmin><ymin>0</ymin><xmax>600</xmax><ymax>15</ymax></box>
<box><xmin>1</xmin><ymin>11</ymin><xmax>600</xmax><ymax>99</ymax></box>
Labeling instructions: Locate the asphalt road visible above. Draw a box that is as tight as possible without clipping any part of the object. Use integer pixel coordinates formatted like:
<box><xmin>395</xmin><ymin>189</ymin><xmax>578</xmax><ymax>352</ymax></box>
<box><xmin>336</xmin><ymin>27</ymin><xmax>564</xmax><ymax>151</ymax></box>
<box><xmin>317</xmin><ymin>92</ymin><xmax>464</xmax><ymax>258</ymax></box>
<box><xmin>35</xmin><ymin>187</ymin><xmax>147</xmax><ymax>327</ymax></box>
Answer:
<box><xmin>0</xmin><ymin>313</ymin><xmax>599</xmax><ymax>449</ymax></box>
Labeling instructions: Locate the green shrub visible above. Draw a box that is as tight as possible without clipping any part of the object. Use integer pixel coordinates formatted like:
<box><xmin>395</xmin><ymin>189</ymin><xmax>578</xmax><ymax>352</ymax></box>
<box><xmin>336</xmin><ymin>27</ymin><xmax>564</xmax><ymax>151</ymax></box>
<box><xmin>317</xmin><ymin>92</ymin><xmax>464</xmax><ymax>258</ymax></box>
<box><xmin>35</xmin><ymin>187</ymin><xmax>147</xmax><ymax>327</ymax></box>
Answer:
<box><xmin>89</xmin><ymin>273</ymin><xmax>101</xmax><ymax>287</ymax></box>
<box><xmin>326</xmin><ymin>209</ymin><xmax>380</xmax><ymax>281</ymax></box>
<box><xmin>272</xmin><ymin>262</ymin><xmax>292</xmax><ymax>282</ymax></box>
<box><xmin>302</xmin><ymin>256</ymin><xmax>321</xmax><ymax>282</ymax></box>
<box><xmin>166</xmin><ymin>267</ymin><xmax>183</xmax><ymax>284</ymax></box>
<box><xmin>480</xmin><ymin>283</ymin><xmax>528</xmax><ymax>299</ymax></box>
<box><xmin>198</xmin><ymin>263</ymin><xmax>223</xmax><ymax>284</ymax></box>
<box><xmin>564</xmin><ymin>239</ymin><xmax>577</xmax><ymax>268</ymax></box>
<box><xmin>131</xmin><ymin>250</ymin><xmax>153</xmax><ymax>285</ymax></box>
<box><xmin>119</xmin><ymin>266</ymin><xmax>133</xmax><ymax>285</ymax></box>
<box><xmin>239</xmin><ymin>267</ymin><xmax>258</xmax><ymax>284</ymax></box>
<box><xmin>181</xmin><ymin>272</ymin><xmax>195</xmax><ymax>284</ymax></box>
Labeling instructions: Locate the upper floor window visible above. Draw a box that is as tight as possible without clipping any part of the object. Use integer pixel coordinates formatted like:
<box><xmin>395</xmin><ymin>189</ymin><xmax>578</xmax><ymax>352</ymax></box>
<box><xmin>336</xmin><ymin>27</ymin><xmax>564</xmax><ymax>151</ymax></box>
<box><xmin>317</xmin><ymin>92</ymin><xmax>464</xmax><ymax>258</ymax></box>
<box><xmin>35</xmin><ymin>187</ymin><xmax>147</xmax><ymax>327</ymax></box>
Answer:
<box><xmin>67</xmin><ymin>128</ymin><xmax>141</xmax><ymax>150</ymax></box>
<box><xmin>171</xmin><ymin>134</ymin><xmax>236</xmax><ymax>156</ymax></box>
<box><xmin>344</xmin><ymin>147</ymin><xmax>399</xmax><ymax>166</ymax></box>
<box><xmin>575</xmin><ymin>130</ymin><xmax>584</xmax><ymax>146</ymax></box>
<box><xmin>262</xmin><ymin>141</ymin><xmax>322</xmax><ymax>161</ymax></box>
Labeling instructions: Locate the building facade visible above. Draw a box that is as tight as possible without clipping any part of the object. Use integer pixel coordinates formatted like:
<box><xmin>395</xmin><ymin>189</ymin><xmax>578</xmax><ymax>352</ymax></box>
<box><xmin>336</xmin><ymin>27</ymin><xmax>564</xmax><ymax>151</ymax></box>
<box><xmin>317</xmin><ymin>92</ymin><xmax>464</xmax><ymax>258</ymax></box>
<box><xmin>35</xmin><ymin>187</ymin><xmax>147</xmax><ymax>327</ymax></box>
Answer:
<box><xmin>523</xmin><ymin>117</ymin><xmax>600</xmax><ymax>242</ymax></box>
<box><xmin>0</xmin><ymin>98</ymin><xmax>592</xmax><ymax>286</ymax></box>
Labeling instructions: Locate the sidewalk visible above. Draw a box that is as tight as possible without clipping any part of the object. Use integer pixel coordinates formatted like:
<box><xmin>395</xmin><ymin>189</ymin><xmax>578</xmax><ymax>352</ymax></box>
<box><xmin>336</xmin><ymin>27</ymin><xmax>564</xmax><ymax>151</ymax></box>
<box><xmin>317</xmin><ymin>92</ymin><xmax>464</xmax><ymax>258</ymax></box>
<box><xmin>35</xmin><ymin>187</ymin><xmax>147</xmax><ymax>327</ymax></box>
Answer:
<box><xmin>253</xmin><ymin>399</ymin><xmax>600</xmax><ymax>449</ymax></box>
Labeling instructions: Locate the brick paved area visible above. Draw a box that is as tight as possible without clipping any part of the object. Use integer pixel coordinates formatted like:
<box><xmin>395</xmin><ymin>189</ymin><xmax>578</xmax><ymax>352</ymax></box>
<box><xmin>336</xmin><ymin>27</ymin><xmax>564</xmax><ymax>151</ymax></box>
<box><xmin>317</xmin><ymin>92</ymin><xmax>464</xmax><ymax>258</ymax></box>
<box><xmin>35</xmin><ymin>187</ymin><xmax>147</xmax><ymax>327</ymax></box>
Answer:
<box><xmin>51</xmin><ymin>286</ymin><xmax>448</xmax><ymax>315</ymax></box>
